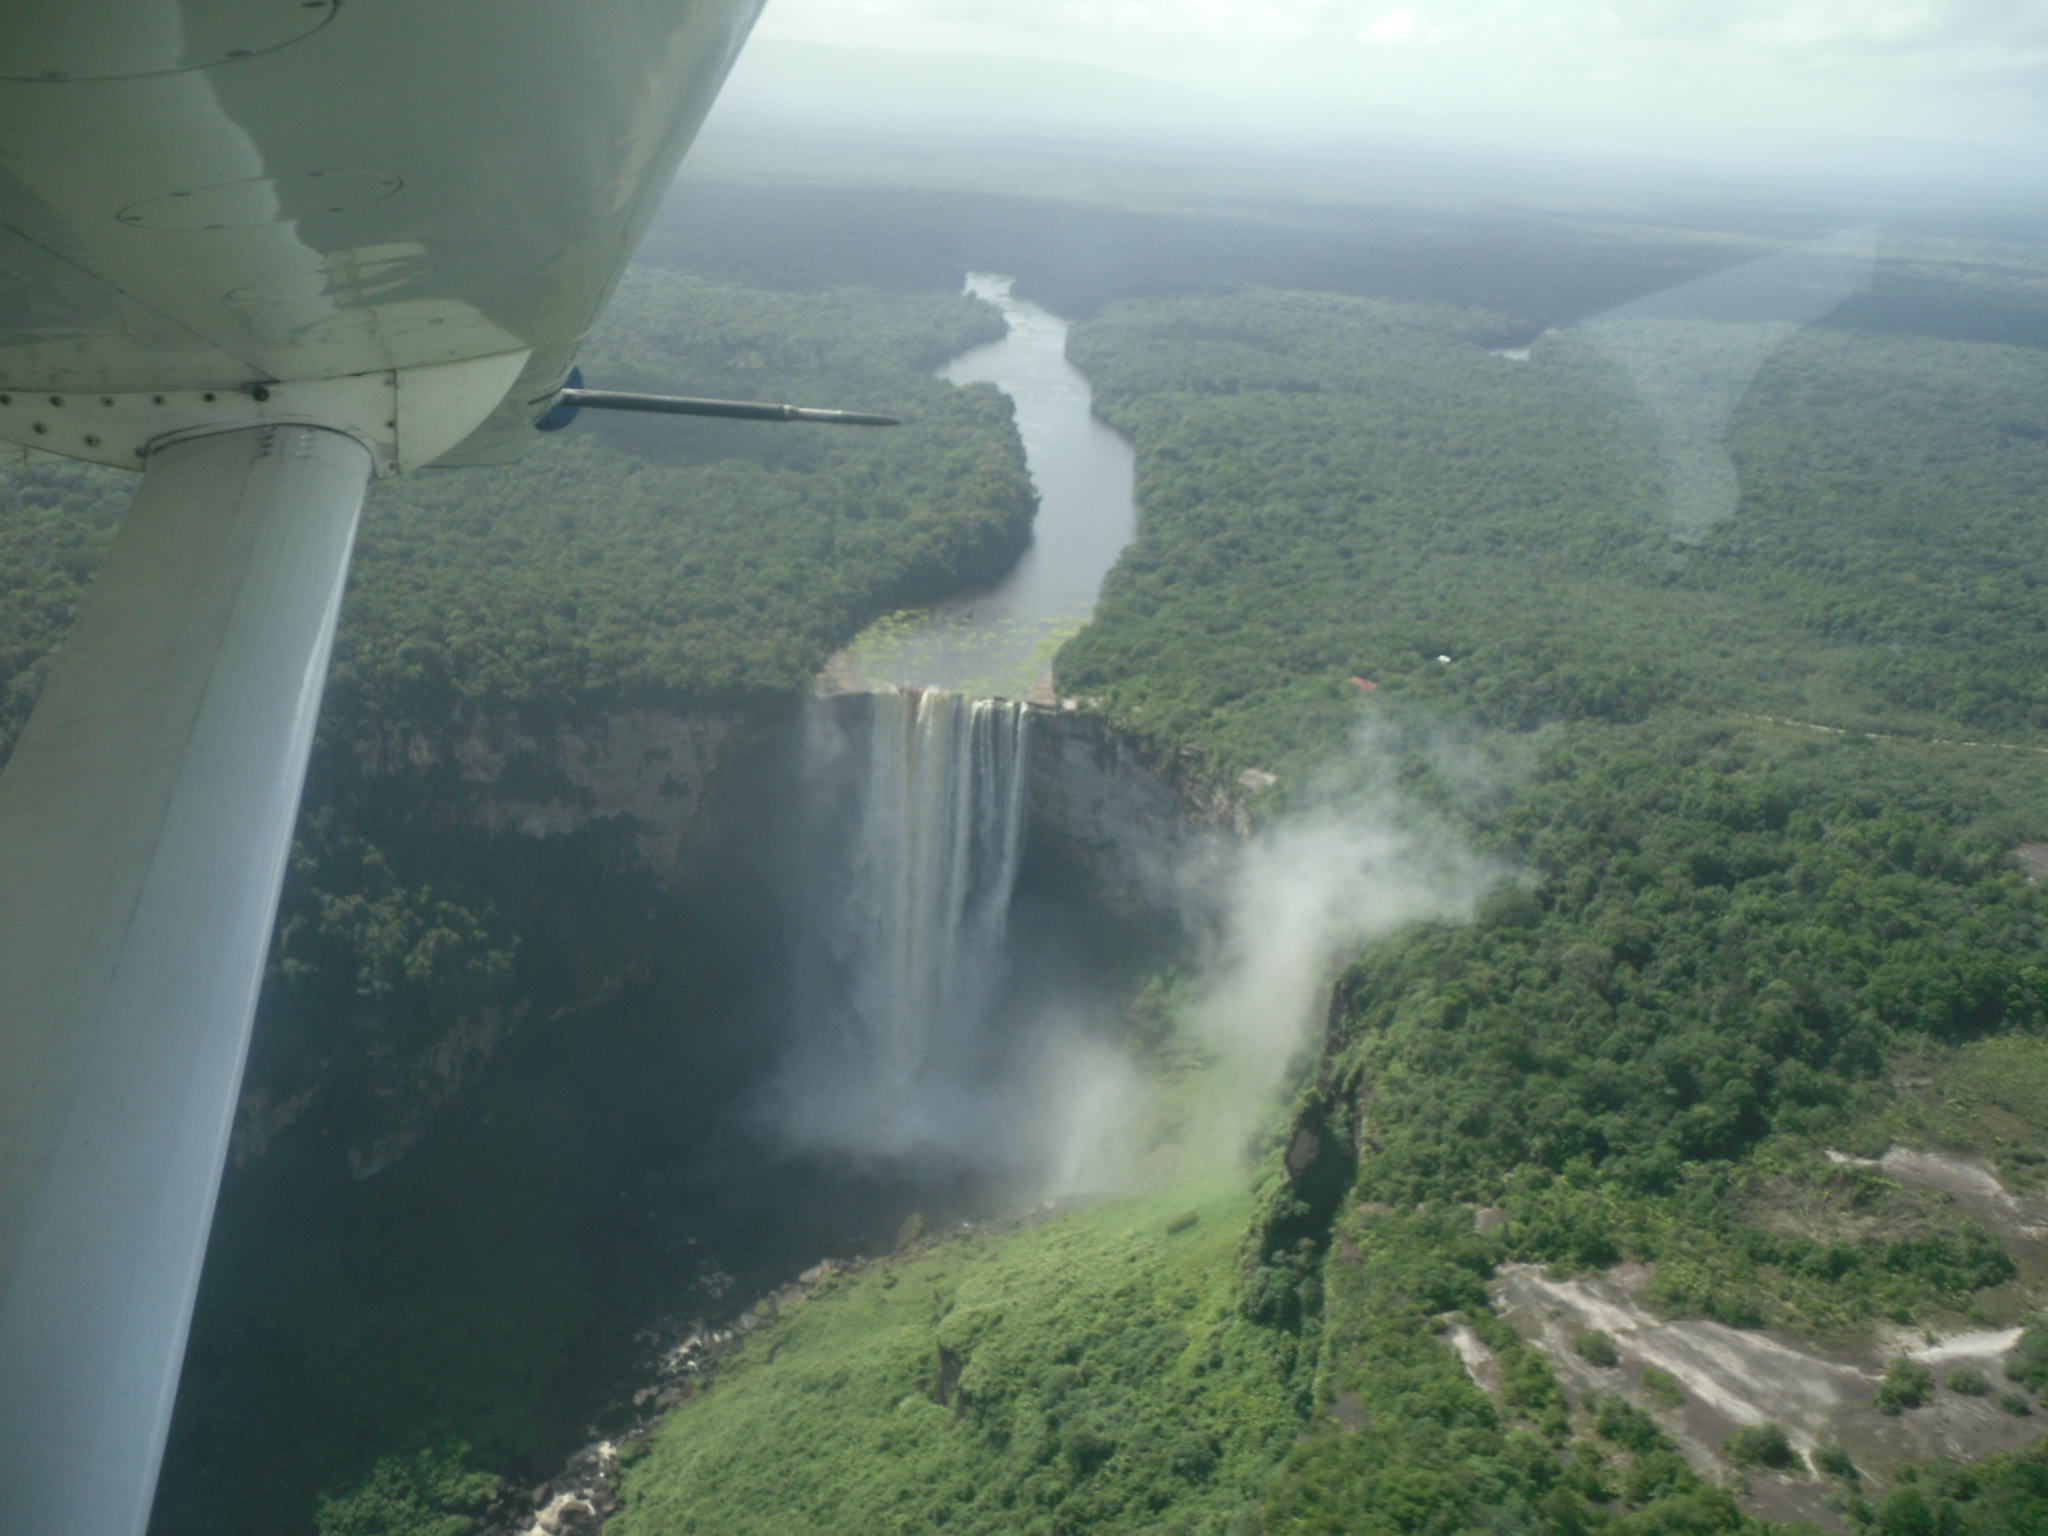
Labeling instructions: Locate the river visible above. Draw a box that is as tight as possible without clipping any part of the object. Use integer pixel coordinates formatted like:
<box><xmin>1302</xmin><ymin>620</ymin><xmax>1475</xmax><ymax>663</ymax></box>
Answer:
<box><xmin>834</xmin><ymin>273</ymin><xmax>1137</xmax><ymax>698</ymax></box>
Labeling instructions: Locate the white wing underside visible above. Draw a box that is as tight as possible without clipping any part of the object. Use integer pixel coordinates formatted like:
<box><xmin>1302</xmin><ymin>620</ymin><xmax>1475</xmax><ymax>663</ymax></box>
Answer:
<box><xmin>0</xmin><ymin>0</ymin><xmax>767</xmax><ymax>467</ymax></box>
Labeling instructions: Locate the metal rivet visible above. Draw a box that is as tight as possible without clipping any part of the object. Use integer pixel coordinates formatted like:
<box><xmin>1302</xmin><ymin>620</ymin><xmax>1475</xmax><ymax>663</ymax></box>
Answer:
<box><xmin>251</xmin><ymin>386</ymin><xmax>270</xmax><ymax>402</ymax></box>
<box><xmin>134</xmin><ymin>448</ymin><xmax>146</xmax><ymax>458</ymax></box>
<box><xmin>202</xmin><ymin>392</ymin><xmax>216</xmax><ymax>402</ymax></box>
<box><xmin>32</xmin><ymin>423</ymin><xmax>45</xmax><ymax>434</ymax></box>
<box><xmin>0</xmin><ymin>395</ymin><xmax>10</xmax><ymax>406</ymax></box>
<box><xmin>152</xmin><ymin>395</ymin><xmax>165</xmax><ymax>405</ymax></box>
<box><xmin>99</xmin><ymin>397</ymin><xmax>112</xmax><ymax>407</ymax></box>
<box><xmin>83</xmin><ymin>434</ymin><xmax>99</xmax><ymax>447</ymax></box>
<box><xmin>48</xmin><ymin>395</ymin><xmax>62</xmax><ymax>406</ymax></box>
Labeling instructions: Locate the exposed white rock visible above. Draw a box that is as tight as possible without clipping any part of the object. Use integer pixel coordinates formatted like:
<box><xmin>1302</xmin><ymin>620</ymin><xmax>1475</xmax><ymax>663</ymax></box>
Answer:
<box><xmin>1907</xmin><ymin>1328</ymin><xmax>2027</xmax><ymax>1365</ymax></box>
<box><xmin>1496</xmin><ymin>1259</ymin><xmax>2043</xmax><ymax>1511</ymax></box>
<box><xmin>229</xmin><ymin>1085</ymin><xmax>318</xmax><ymax>1167</ymax></box>
<box><xmin>1445</xmin><ymin>1322</ymin><xmax>1502</xmax><ymax>1395</ymax></box>
<box><xmin>1826</xmin><ymin>1145</ymin><xmax>2048</xmax><ymax>1239</ymax></box>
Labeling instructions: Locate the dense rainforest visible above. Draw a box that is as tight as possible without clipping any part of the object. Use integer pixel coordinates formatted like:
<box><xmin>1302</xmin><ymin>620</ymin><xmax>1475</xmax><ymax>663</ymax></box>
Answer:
<box><xmin>0</xmin><ymin>273</ymin><xmax>1024</xmax><ymax>755</ymax></box>
<box><xmin>5</xmin><ymin>150</ymin><xmax>2048</xmax><ymax>1536</ymax></box>
<box><xmin>1061</xmin><ymin>280</ymin><xmax>2048</xmax><ymax>1533</ymax></box>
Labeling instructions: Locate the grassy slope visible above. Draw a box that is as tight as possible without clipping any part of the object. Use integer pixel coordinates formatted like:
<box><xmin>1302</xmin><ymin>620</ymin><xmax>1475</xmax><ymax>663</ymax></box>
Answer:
<box><xmin>620</xmin><ymin>1181</ymin><xmax>1299</xmax><ymax>1536</ymax></box>
<box><xmin>13</xmin><ymin>185</ymin><xmax>2046</xmax><ymax>1533</ymax></box>
<box><xmin>1069</xmin><ymin>284</ymin><xmax>2048</xmax><ymax>1530</ymax></box>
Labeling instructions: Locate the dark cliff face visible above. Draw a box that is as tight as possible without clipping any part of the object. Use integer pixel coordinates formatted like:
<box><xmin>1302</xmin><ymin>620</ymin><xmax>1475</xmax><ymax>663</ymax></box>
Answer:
<box><xmin>162</xmin><ymin>696</ymin><xmax>1241</xmax><ymax>1536</ymax></box>
<box><xmin>1026</xmin><ymin>706</ymin><xmax>1225</xmax><ymax>920</ymax></box>
<box><xmin>241</xmin><ymin>697</ymin><xmax>1241</xmax><ymax>1183</ymax></box>
<box><xmin>1020</xmin><ymin>705</ymin><xmax>1257</xmax><ymax>975</ymax></box>
<box><xmin>162</xmin><ymin>699</ymin><xmax>806</xmax><ymax>1536</ymax></box>
<box><xmin>236</xmin><ymin>699</ymin><xmax>798</xmax><ymax>1182</ymax></box>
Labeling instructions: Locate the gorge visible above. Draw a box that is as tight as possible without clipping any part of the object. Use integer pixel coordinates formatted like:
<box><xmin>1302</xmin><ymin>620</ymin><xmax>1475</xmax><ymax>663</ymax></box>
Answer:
<box><xmin>144</xmin><ymin>267</ymin><xmax>1208</xmax><ymax>1536</ymax></box>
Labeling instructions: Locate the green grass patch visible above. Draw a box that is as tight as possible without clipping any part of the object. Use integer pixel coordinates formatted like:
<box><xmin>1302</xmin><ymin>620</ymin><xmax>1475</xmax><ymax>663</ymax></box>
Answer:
<box><xmin>617</xmin><ymin>1181</ymin><xmax>1303</xmax><ymax>1535</ymax></box>
<box><xmin>1724</xmin><ymin>1422</ymin><xmax>1800</xmax><ymax>1472</ymax></box>
<box><xmin>1876</xmin><ymin>1357</ymin><xmax>1935</xmax><ymax>1415</ymax></box>
<box><xmin>1576</xmin><ymin>1329</ymin><xmax>1620</xmax><ymax>1368</ymax></box>
<box><xmin>1641</xmin><ymin>1366</ymin><xmax>1686</xmax><ymax>1409</ymax></box>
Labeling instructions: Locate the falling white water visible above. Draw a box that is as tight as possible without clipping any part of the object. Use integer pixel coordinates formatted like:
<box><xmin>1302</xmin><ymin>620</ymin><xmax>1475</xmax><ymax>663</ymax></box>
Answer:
<box><xmin>771</xmin><ymin>688</ymin><xmax>1030</xmax><ymax>1158</ymax></box>
<box><xmin>850</xmin><ymin>689</ymin><xmax>1028</xmax><ymax>1106</ymax></box>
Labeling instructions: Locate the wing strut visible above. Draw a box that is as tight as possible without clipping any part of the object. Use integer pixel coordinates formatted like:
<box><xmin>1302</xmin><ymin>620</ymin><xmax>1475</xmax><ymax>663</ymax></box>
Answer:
<box><xmin>557</xmin><ymin>387</ymin><xmax>901</xmax><ymax>426</ymax></box>
<box><xmin>0</xmin><ymin>424</ymin><xmax>373</xmax><ymax>1536</ymax></box>
<box><xmin>534</xmin><ymin>369</ymin><xmax>902</xmax><ymax>432</ymax></box>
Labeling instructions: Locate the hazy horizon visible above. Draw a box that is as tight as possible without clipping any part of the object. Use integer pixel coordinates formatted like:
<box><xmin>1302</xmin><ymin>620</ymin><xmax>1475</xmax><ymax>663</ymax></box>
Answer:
<box><xmin>718</xmin><ymin>2</ymin><xmax>2048</xmax><ymax>186</ymax></box>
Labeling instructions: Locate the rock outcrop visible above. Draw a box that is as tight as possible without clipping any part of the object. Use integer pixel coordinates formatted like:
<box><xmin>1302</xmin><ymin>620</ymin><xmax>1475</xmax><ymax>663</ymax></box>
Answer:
<box><xmin>1024</xmin><ymin>705</ymin><xmax>1242</xmax><ymax>928</ymax></box>
<box><xmin>355</xmin><ymin>703</ymin><xmax>784</xmax><ymax>877</ymax></box>
<box><xmin>237</xmin><ymin>695</ymin><xmax>1225</xmax><ymax>1181</ymax></box>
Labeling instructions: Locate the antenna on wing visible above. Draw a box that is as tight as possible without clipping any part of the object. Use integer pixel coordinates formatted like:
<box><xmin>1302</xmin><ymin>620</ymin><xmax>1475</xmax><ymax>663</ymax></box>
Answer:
<box><xmin>535</xmin><ymin>368</ymin><xmax>899</xmax><ymax>431</ymax></box>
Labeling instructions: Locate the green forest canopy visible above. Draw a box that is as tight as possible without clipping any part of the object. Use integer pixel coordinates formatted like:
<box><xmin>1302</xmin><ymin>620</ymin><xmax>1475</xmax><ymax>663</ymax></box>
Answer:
<box><xmin>0</xmin><ymin>269</ymin><xmax>1031</xmax><ymax>762</ymax></box>
<box><xmin>1049</xmin><ymin>281</ymin><xmax>2048</xmax><ymax>1535</ymax></box>
<box><xmin>0</xmin><ymin>271</ymin><xmax>1039</xmax><ymax>1536</ymax></box>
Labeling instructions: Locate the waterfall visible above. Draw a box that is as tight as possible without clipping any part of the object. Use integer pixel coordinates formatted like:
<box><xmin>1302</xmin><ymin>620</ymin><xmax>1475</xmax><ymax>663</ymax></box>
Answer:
<box><xmin>849</xmin><ymin>690</ymin><xmax>1029</xmax><ymax>1106</ymax></box>
<box><xmin>773</xmin><ymin>688</ymin><xmax>1030</xmax><ymax>1158</ymax></box>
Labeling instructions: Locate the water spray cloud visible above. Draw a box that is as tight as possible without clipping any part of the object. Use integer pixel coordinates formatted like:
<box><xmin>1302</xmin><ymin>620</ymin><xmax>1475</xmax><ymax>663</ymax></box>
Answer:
<box><xmin>1184</xmin><ymin>746</ymin><xmax>1499</xmax><ymax>1143</ymax></box>
<box><xmin>762</xmin><ymin>698</ymin><xmax>1497</xmax><ymax>1199</ymax></box>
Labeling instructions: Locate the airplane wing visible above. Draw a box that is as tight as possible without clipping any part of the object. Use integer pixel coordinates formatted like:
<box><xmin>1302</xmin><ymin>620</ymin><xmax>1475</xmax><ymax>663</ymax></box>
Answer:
<box><xmin>0</xmin><ymin>6</ymin><xmax>765</xmax><ymax>1532</ymax></box>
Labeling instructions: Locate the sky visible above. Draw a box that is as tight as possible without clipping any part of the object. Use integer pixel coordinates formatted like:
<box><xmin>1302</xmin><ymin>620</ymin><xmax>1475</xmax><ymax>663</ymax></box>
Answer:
<box><xmin>740</xmin><ymin>0</ymin><xmax>2048</xmax><ymax>170</ymax></box>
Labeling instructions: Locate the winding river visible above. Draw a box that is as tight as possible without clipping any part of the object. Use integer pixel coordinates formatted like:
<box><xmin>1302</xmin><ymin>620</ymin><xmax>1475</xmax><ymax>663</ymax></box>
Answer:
<box><xmin>838</xmin><ymin>273</ymin><xmax>1138</xmax><ymax>698</ymax></box>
